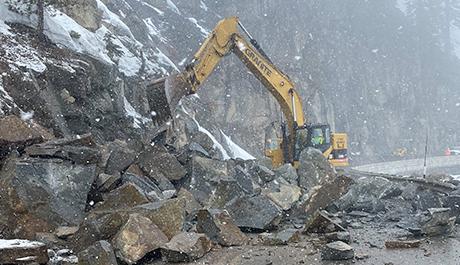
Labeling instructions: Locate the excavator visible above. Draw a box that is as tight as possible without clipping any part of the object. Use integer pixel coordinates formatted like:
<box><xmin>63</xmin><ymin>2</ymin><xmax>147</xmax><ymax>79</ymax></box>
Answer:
<box><xmin>146</xmin><ymin>17</ymin><xmax>348</xmax><ymax>168</ymax></box>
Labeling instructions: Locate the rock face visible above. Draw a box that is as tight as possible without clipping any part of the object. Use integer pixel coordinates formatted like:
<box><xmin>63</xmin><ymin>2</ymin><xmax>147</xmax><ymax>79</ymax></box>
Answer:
<box><xmin>77</xmin><ymin>240</ymin><xmax>118</xmax><ymax>265</ymax></box>
<box><xmin>112</xmin><ymin>214</ymin><xmax>168</xmax><ymax>264</ymax></box>
<box><xmin>226</xmin><ymin>195</ymin><xmax>282</xmax><ymax>231</ymax></box>
<box><xmin>0</xmin><ymin>239</ymin><xmax>49</xmax><ymax>264</ymax></box>
<box><xmin>196</xmin><ymin>209</ymin><xmax>248</xmax><ymax>247</ymax></box>
<box><xmin>0</xmin><ymin>157</ymin><xmax>96</xmax><ymax>238</ymax></box>
<box><xmin>161</xmin><ymin>232</ymin><xmax>212</xmax><ymax>263</ymax></box>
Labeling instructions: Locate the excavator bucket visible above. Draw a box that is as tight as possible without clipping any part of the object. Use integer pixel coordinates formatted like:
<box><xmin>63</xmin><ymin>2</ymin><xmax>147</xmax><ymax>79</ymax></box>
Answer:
<box><xmin>146</xmin><ymin>73</ymin><xmax>192</xmax><ymax>125</ymax></box>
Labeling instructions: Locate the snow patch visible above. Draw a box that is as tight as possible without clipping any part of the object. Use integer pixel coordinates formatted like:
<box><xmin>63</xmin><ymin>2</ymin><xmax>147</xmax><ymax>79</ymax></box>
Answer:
<box><xmin>141</xmin><ymin>2</ymin><xmax>164</xmax><ymax>15</ymax></box>
<box><xmin>192</xmin><ymin>117</ymin><xmax>230</xmax><ymax>160</ymax></box>
<box><xmin>188</xmin><ymin>17</ymin><xmax>209</xmax><ymax>37</ymax></box>
<box><xmin>220</xmin><ymin>130</ymin><xmax>256</xmax><ymax>160</ymax></box>
<box><xmin>2</xmin><ymin>39</ymin><xmax>47</xmax><ymax>73</ymax></box>
<box><xmin>166</xmin><ymin>0</ymin><xmax>181</xmax><ymax>15</ymax></box>
<box><xmin>0</xmin><ymin>239</ymin><xmax>45</xmax><ymax>249</ymax></box>
<box><xmin>0</xmin><ymin>19</ymin><xmax>13</xmax><ymax>36</ymax></box>
<box><xmin>96</xmin><ymin>0</ymin><xmax>135</xmax><ymax>39</ymax></box>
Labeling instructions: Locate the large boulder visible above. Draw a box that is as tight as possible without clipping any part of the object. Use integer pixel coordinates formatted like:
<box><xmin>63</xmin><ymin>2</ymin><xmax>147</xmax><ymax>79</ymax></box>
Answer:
<box><xmin>0</xmin><ymin>157</ymin><xmax>96</xmax><ymax>238</ymax></box>
<box><xmin>137</xmin><ymin>145</ymin><xmax>186</xmax><ymax>181</ymax></box>
<box><xmin>226</xmin><ymin>195</ymin><xmax>282</xmax><ymax>231</ymax></box>
<box><xmin>160</xmin><ymin>232</ymin><xmax>212</xmax><ymax>263</ymax></box>
<box><xmin>112</xmin><ymin>214</ymin><xmax>168</xmax><ymax>264</ymax></box>
<box><xmin>297</xmin><ymin>148</ymin><xmax>335</xmax><ymax>191</ymax></box>
<box><xmin>196</xmin><ymin>209</ymin><xmax>248</xmax><ymax>246</ymax></box>
<box><xmin>77</xmin><ymin>240</ymin><xmax>118</xmax><ymax>265</ymax></box>
<box><xmin>104</xmin><ymin>140</ymin><xmax>137</xmax><ymax>175</ymax></box>
<box><xmin>262</xmin><ymin>179</ymin><xmax>302</xmax><ymax>211</ymax></box>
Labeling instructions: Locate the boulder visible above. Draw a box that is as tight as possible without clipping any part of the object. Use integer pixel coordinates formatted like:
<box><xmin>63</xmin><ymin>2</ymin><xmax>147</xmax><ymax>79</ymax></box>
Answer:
<box><xmin>274</xmin><ymin>164</ymin><xmax>298</xmax><ymax>185</ymax></box>
<box><xmin>324</xmin><ymin>231</ymin><xmax>351</xmax><ymax>243</ymax></box>
<box><xmin>420</xmin><ymin>208</ymin><xmax>456</xmax><ymax>236</ymax></box>
<box><xmin>196</xmin><ymin>209</ymin><xmax>248</xmax><ymax>246</ymax></box>
<box><xmin>160</xmin><ymin>232</ymin><xmax>212</xmax><ymax>263</ymax></box>
<box><xmin>104</xmin><ymin>141</ymin><xmax>136</xmax><ymax>175</ymax></box>
<box><xmin>258</xmin><ymin>229</ymin><xmax>301</xmax><ymax>246</ymax></box>
<box><xmin>121</xmin><ymin>172</ymin><xmax>164</xmax><ymax>201</ymax></box>
<box><xmin>444</xmin><ymin>195</ymin><xmax>460</xmax><ymax>223</ymax></box>
<box><xmin>133</xmin><ymin>198</ymin><xmax>186</xmax><ymax>239</ymax></box>
<box><xmin>94</xmin><ymin>183</ymin><xmax>150</xmax><ymax>211</ymax></box>
<box><xmin>0</xmin><ymin>239</ymin><xmax>48</xmax><ymax>264</ymax></box>
<box><xmin>304</xmin><ymin>210</ymin><xmax>345</xmax><ymax>234</ymax></box>
<box><xmin>226</xmin><ymin>195</ymin><xmax>282</xmax><ymax>231</ymax></box>
<box><xmin>188</xmin><ymin>156</ymin><xmax>228</xmax><ymax>204</ymax></box>
<box><xmin>112</xmin><ymin>214</ymin><xmax>168</xmax><ymax>264</ymax></box>
<box><xmin>177</xmin><ymin>188</ymin><xmax>202</xmax><ymax>215</ymax></box>
<box><xmin>321</xmin><ymin>241</ymin><xmax>354</xmax><ymax>261</ymax></box>
<box><xmin>0</xmin><ymin>115</ymin><xmax>48</xmax><ymax>156</ymax></box>
<box><xmin>77</xmin><ymin>240</ymin><xmax>118</xmax><ymax>265</ymax></box>
<box><xmin>207</xmin><ymin>176</ymin><xmax>246</xmax><ymax>208</ymax></box>
<box><xmin>297</xmin><ymin>148</ymin><xmax>335</xmax><ymax>191</ymax></box>
<box><xmin>250</xmin><ymin>163</ymin><xmax>276</xmax><ymax>183</ymax></box>
<box><xmin>0</xmin><ymin>157</ymin><xmax>96</xmax><ymax>238</ymax></box>
<box><xmin>137</xmin><ymin>145</ymin><xmax>186</xmax><ymax>181</ymax></box>
<box><xmin>262</xmin><ymin>179</ymin><xmax>302</xmax><ymax>211</ymax></box>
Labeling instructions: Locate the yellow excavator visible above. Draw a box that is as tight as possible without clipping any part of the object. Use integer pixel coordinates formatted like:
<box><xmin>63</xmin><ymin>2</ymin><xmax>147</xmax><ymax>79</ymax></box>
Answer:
<box><xmin>146</xmin><ymin>17</ymin><xmax>348</xmax><ymax>168</ymax></box>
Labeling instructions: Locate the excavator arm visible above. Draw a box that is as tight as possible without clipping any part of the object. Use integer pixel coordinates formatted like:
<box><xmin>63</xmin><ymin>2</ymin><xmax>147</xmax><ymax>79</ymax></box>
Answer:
<box><xmin>164</xmin><ymin>17</ymin><xmax>305</xmax><ymax>163</ymax></box>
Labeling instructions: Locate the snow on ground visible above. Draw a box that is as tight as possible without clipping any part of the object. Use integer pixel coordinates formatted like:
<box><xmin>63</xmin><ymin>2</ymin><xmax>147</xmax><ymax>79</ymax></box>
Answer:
<box><xmin>0</xmin><ymin>19</ymin><xmax>13</xmax><ymax>36</ymax></box>
<box><xmin>220</xmin><ymin>130</ymin><xmax>256</xmax><ymax>160</ymax></box>
<box><xmin>141</xmin><ymin>2</ymin><xmax>164</xmax><ymax>16</ymax></box>
<box><xmin>96</xmin><ymin>0</ymin><xmax>135</xmax><ymax>40</ymax></box>
<box><xmin>144</xmin><ymin>18</ymin><xmax>168</xmax><ymax>43</ymax></box>
<box><xmin>188</xmin><ymin>17</ymin><xmax>210</xmax><ymax>37</ymax></box>
<box><xmin>166</xmin><ymin>0</ymin><xmax>181</xmax><ymax>15</ymax></box>
<box><xmin>2</xmin><ymin>39</ymin><xmax>47</xmax><ymax>73</ymax></box>
<box><xmin>0</xmin><ymin>239</ymin><xmax>44</xmax><ymax>249</ymax></box>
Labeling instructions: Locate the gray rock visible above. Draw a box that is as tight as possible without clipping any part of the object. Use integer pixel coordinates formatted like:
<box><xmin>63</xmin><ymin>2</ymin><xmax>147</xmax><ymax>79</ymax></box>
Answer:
<box><xmin>249</xmin><ymin>163</ymin><xmax>276</xmax><ymax>183</ymax></box>
<box><xmin>160</xmin><ymin>232</ymin><xmax>212</xmax><ymax>263</ymax></box>
<box><xmin>297</xmin><ymin>148</ymin><xmax>335</xmax><ymax>190</ymax></box>
<box><xmin>0</xmin><ymin>157</ymin><xmax>96</xmax><ymax>238</ymax></box>
<box><xmin>94</xmin><ymin>183</ymin><xmax>150</xmax><ymax>211</ymax></box>
<box><xmin>274</xmin><ymin>163</ymin><xmax>298</xmax><ymax>185</ymax></box>
<box><xmin>420</xmin><ymin>208</ymin><xmax>456</xmax><ymax>236</ymax></box>
<box><xmin>25</xmin><ymin>134</ymin><xmax>100</xmax><ymax>165</ymax></box>
<box><xmin>325</xmin><ymin>231</ymin><xmax>351</xmax><ymax>243</ymax></box>
<box><xmin>321</xmin><ymin>241</ymin><xmax>355</xmax><ymax>260</ymax></box>
<box><xmin>0</xmin><ymin>239</ymin><xmax>49</xmax><ymax>264</ymax></box>
<box><xmin>54</xmin><ymin>226</ymin><xmax>79</xmax><ymax>239</ymax></box>
<box><xmin>77</xmin><ymin>240</ymin><xmax>118</xmax><ymax>265</ymax></box>
<box><xmin>197</xmin><ymin>209</ymin><xmax>249</xmax><ymax>246</ymax></box>
<box><xmin>207</xmin><ymin>176</ymin><xmax>246</xmax><ymax>208</ymax></box>
<box><xmin>112</xmin><ymin>214</ymin><xmax>168</xmax><ymax>264</ymax></box>
<box><xmin>262</xmin><ymin>179</ymin><xmax>302</xmax><ymax>211</ymax></box>
<box><xmin>95</xmin><ymin>173</ymin><xmax>121</xmax><ymax>193</ymax></box>
<box><xmin>232</xmin><ymin>165</ymin><xmax>255</xmax><ymax>194</ymax></box>
<box><xmin>137</xmin><ymin>145</ymin><xmax>186</xmax><ymax>181</ymax></box>
<box><xmin>105</xmin><ymin>141</ymin><xmax>136</xmax><ymax>175</ymax></box>
<box><xmin>226</xmin><ymin>195</ymin><xmax>282</xmax><ymax>231</ymax></box>
<box><xmin>122</xmin><ymin>172</ymin><xmax>164</xmax><ymax>201</ymax></box>
<box><xmin>177</xmin><ymin>188</ymin><xmax>202</xmax><ymax>215</ymax></box>
<box><xmin>412</xmin><ymin>189</ymin><xmax>444</xmax><ymax>211</ymax></box>
<box><xmin>304</xmin><ymin>210</ymin><xmax>346</xmax><ymax>233</ymax></box>
<box><xmin>445</xmin><ymin>195</ymin><xmax>460</xmax><ymax>223</ymax></box>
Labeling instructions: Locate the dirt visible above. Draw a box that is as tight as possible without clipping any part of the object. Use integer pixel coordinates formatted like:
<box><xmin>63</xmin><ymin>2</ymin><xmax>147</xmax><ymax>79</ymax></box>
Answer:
<box><xmin>148</xmin><ymin>222</ymin><xmax>460</xmax><ymax>265</ymax></box>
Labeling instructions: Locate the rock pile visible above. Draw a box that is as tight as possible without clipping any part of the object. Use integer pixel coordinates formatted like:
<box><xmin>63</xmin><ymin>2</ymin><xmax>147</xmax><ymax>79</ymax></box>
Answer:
<box><xmin>0</xmin><ymin>115</ymin><xmax>341</xmax><ymax>264</ymax></box>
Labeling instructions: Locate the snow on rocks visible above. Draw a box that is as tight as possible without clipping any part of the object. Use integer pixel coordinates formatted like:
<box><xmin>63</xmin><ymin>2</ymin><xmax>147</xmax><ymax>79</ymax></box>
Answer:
<box><xmin>0</xmin><ymin>239</ymin><xmax>49</xmax><ymax>264</ymax></box>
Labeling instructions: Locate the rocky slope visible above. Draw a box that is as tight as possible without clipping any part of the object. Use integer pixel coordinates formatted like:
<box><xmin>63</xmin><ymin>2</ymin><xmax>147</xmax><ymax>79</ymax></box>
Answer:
<box><xmin>1</xmin><ymin>1</ymin><xmax>460</xmax><ymax>162</ymax></box>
